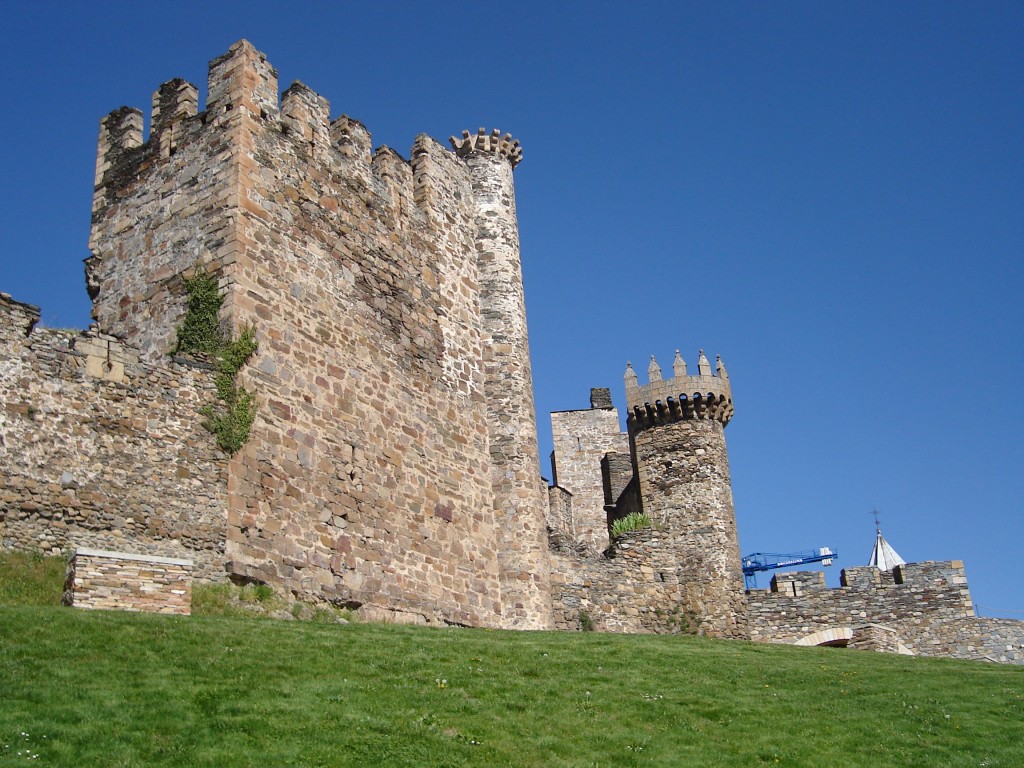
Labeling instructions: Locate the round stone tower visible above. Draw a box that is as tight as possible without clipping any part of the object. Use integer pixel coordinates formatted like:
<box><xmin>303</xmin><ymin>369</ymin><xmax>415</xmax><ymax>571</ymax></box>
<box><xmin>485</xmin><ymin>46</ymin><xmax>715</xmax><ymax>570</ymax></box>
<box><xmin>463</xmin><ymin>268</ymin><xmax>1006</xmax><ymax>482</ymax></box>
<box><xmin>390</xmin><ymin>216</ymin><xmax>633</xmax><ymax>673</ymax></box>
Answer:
<box><xmin>624</xmin><ymin>350</ymin><xmax>748</xmax><ymax>639</ymax></box>
<box><xmin>451</xmin><ymin>129</ymin><xmax>551</xmax><ymax>629</ymax></box>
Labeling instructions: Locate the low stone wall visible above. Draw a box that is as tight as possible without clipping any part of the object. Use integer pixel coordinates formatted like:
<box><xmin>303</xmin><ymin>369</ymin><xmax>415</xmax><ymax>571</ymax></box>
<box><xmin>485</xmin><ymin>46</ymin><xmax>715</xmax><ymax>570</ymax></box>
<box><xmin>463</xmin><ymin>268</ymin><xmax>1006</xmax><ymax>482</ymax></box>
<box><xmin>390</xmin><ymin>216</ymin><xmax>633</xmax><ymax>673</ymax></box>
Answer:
<box><xmin>0</xmin><ymin>295</ymin><xmax>229</xmax><ymax>579</ymax></box>
<box><xmin>63</xmin><ymin>548</ymin><xmax>193</xmax><ymax>614</ymax></box>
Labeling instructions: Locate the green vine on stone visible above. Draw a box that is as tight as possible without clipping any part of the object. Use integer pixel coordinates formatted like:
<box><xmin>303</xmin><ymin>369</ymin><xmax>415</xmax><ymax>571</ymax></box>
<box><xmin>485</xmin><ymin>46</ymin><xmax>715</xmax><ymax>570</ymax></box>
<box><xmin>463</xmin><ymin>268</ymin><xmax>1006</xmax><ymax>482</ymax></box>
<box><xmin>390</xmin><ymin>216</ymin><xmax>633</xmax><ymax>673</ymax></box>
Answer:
<box><xmin>175</xmin><ymin>271</ymin><xmax>257</xmax><ymax>455</ymax></box>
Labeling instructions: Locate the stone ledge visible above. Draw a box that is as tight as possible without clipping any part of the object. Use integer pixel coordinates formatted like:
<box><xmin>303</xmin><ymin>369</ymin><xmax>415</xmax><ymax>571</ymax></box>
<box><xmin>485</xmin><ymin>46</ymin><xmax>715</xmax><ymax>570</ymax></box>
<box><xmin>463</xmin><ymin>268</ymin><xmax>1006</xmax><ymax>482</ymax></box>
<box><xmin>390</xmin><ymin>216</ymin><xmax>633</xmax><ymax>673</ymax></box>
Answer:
<box><xmin>73</xmin><ymin>547</ymin><xmax>193</xmax><ymax>567</ymax></box>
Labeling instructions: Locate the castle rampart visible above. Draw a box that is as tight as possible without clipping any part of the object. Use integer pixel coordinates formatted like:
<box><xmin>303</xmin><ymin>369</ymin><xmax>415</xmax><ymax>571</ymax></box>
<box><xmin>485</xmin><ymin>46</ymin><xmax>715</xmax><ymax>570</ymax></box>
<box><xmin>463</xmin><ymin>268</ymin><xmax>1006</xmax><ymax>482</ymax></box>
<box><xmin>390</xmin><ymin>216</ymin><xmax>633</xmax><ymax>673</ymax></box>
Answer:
<box><xmin>0</xmin><ymin>295</ymin><xmax>228</xmax><ymax>578</ymax></box>
<box><xmin>747</xmin><ymin>561</ymin><xmax>1024</xmax><ymax>663</ymax></box>
<box><xmin>550</xmin><ymin>528</ymin><xmax>701</xmax><ymax>634</ymax></box>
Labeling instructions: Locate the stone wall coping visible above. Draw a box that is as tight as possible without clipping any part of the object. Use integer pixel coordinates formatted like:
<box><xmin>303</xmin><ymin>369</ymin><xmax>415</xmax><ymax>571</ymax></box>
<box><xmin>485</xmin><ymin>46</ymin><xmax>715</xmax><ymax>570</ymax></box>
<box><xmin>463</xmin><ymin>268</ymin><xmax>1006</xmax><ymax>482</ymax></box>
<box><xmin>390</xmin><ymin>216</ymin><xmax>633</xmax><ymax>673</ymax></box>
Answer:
<box><xmin>73</xmin><ymin>547</ymin><xmax>193</xmax><ymax>567</ymax></box>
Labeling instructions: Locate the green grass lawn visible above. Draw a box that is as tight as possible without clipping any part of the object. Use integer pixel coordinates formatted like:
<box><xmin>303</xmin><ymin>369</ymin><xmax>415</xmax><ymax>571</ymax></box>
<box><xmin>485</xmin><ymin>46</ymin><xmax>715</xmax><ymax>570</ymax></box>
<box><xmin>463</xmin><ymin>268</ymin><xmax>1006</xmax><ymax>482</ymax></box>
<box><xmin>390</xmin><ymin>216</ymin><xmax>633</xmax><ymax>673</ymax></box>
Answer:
<box><xmin>1</xmin><ymin>556</ymin><xmax>1022</xmax><ymax>767</ymax></box>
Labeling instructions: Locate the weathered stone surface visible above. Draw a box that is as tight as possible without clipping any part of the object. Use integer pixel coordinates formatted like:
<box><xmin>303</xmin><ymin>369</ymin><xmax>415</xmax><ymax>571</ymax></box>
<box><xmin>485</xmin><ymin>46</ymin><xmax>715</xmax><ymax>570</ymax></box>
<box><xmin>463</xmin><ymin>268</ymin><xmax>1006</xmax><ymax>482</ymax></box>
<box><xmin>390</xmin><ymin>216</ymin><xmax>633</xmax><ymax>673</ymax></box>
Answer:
<box><xmin>549</xmin><ymin>396</ymin><xmax>628</xmax><ymax>552</ymax></box>
<box><xmin>626</xmin><ymin>360</ymin><xmax>747</xmax><ymax>639</ymax></box>
<box><xmin>76</xmin><ymin>42</ymin><xmax>546</xmax><ymax>628</ymax></box>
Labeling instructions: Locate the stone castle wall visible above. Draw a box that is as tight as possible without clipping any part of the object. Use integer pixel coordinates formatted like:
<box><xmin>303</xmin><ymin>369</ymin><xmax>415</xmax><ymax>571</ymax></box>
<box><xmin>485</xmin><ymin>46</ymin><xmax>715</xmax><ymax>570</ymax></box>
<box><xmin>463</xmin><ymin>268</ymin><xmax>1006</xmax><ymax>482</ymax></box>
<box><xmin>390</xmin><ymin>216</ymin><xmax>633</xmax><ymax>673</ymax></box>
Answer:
<box><xmin>3</xmin><ymin>40</ymin><xmax>1020</xmax><ymax>660</ymax></box>
<box><xmin>747</xmin><ymin>562</ymin><xmax>1024</xmax><ymax>663</ymax></box>
<box><xmin>550</xmin><ymin>528</ymin><xmax>699</xmax><ymax>634</ymax></box>
<box><xmin>0</xmin><ymin>296</ymin><xmax>228</xmax><ymax>579</ymax></box>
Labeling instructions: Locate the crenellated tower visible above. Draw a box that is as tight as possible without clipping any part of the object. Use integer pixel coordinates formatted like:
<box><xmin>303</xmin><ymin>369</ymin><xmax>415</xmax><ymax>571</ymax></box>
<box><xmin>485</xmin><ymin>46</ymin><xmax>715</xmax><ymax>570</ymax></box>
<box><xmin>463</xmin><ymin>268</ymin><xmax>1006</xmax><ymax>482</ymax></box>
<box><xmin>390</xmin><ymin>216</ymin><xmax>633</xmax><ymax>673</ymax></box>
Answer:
<box><xmin>451</xmin><ymin>128</ymin><xmax>552</xmax><ymax>629</ymax></box>
<box><xmin>81</xmin><ymin>41</ymin><xmax>560</xmax><ymax>629</ymax></box>
<box><xmin>624</xmin><ymin>349</ymin><xmax>748</xmax><ymax>638</ymax></box>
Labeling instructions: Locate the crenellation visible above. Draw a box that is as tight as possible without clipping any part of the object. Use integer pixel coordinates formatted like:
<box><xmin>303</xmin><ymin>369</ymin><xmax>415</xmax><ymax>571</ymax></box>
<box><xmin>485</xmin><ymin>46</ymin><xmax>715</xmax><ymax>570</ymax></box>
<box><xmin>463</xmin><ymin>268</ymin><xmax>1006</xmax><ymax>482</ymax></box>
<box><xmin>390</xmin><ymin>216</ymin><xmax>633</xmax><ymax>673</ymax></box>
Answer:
<box><xmin>281</xmin><ymin>81</ymin><xmax>331</xmax><ymax>150</ymax></box>
<box><xmin>92</xmin><ymin>107</ymin><xmax>145</xmax><ymax>214</ymax></box>
<box><xmin>449</xmin><ymin>128</ymin><xmax>523</xmax><ymax>168</ymax></box>
<box><xmin>747</xmin><ymin>560</ymin><xmax>996</xmax><ymax>659</ymax></box>
<box><xmin>0</xmin><ymin>294</ymin><xmax>41</xmax><ymax>339</ymax></box>
<box><xmin>206</xmin><ymin>39</ymin><xmax>279</xmax><ymax>121</ymax></box>
<box><xmin>625</xmin><ymin>349</ymin><xmax>733</xmax><ymax>423</ymax></box>
<box><xmin>151</xmin><ymin>79</ymin><xmax>199</xmax><ymax>160</ymax></box>
<box><xmin>370</xmin><ymin>146</ymin><xmax>417</xmax><ymax>223</ymax></box>
<box><xmin>770</xmin><ymin>570</ymin><xmax>827</xmax><ymax>596</ymax></box>
<box><xmin>841</xmin><ymin>566</ymin><xmax>882</xmax><ymax>588</ymax></box>
<box><xmin>330</xmin><ymin>115</ymin><xmax>372</xmax><ymax>171</ymax></box>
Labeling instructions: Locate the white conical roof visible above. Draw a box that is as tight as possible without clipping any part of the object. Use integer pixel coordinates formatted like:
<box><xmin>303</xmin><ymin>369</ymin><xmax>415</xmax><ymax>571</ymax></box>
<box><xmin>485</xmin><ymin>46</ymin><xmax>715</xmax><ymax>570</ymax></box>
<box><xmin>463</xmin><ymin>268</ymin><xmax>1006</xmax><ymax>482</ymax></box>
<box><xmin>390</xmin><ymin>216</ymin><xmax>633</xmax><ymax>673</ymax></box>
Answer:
<box><xmin>868</xmin><ymin>528</ymin><xmax>906</xmax><ymax>571</ymax></box>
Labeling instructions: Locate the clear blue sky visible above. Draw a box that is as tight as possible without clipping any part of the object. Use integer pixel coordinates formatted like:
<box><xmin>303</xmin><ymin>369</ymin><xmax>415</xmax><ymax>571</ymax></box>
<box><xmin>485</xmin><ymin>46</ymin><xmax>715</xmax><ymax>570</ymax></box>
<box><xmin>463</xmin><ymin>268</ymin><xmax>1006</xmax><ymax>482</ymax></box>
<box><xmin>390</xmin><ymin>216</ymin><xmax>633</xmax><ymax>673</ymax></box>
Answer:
<box><xmin>2</xmin><ymin>2</ymin><xmax>1021</xmax><ymax>616</ymax></box>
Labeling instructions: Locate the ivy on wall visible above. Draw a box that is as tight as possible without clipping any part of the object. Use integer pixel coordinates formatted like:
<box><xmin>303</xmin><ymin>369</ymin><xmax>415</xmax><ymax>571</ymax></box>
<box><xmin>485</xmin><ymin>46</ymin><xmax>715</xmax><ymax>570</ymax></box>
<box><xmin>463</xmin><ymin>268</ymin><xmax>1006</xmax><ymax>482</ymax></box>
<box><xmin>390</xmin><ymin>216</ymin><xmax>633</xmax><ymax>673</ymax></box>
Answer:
<box><xmin>175</xmin><ymin>271</ymin><xmax>257</xmax><ymax>454</ymax></box>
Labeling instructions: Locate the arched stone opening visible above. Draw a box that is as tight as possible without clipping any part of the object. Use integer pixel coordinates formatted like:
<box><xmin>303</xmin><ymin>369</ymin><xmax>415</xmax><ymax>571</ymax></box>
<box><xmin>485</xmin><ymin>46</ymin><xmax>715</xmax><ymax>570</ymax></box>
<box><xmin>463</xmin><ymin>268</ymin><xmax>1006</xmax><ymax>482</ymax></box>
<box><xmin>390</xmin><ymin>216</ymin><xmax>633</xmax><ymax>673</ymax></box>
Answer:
<box><xmin>794</xmin><ymin>626</ymin><xmax>853</xmax><ymax>647</ymax></box>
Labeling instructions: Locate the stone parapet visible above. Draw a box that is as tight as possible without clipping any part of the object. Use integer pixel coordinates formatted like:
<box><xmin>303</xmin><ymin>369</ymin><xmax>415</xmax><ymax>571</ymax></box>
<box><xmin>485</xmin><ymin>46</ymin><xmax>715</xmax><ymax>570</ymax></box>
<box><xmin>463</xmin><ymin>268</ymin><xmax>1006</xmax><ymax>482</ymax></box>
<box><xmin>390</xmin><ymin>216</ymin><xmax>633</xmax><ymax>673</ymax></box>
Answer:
<box><xmin>63</xmin><ymin>548</ymin><xmax>193</xmax><ymax>614</ymax></box>
<box><xmin>450</xmin><ymin>128</ymin><xmax>523</xmax><ymax>168</ymax></box>
<box><xmin>625</xmin><ymin>350</ymin><xmax>733</xmax><ymax>429</ymax></box>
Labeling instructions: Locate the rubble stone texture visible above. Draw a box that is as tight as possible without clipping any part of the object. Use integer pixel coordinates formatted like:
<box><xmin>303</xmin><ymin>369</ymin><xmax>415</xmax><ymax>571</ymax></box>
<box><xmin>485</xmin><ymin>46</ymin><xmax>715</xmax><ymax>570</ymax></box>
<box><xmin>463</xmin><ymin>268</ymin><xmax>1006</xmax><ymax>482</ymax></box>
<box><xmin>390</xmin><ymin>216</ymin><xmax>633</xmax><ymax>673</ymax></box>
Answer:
<box><xmin>1</xmin><ymin>41</ymin><xmax>1021</xmax><ymax>661</ymax></box>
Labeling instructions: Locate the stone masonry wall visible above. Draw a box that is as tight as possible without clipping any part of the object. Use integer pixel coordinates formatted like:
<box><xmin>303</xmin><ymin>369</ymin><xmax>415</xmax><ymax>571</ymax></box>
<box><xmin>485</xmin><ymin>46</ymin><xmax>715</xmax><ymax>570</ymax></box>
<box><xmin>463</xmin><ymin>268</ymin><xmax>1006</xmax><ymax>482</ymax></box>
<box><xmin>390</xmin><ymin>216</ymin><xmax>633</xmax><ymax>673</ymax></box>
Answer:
<box><xmin>631</xmin><ymin>417</ymin><xmax>748</xmax><ymax>639</ymax></box>
<box><xmin>549</xmin><ymin>395</ymin><xmax>628</xmax><ymax>552</ymax></box>
<box><xmin>63</xmin><ymin>548</ymin><xmax>192</xmax><ymax>614</ymax></box>
<box><xmin>550</xmin><ymin>529</ymin><xmax>698</xmax><ymax>634</ymax></box>
<box><xmin>87</xmin><ymin>78</ymin><xmax>236</xmax><ymax>362</ymax></box>
<box><xmin>748</xmin><ymin>562</ymin><xmax>1024</xmax><ymax>664</ymax></box>
<box><xmin>86</xmin><ymin>42</ymin><xmax>509</xmax><ymax>627</ymax></box>
<box><xmin>0</xmin><ymin>295</ymin><xmax>228</xmax><ymax>579</ymax></box>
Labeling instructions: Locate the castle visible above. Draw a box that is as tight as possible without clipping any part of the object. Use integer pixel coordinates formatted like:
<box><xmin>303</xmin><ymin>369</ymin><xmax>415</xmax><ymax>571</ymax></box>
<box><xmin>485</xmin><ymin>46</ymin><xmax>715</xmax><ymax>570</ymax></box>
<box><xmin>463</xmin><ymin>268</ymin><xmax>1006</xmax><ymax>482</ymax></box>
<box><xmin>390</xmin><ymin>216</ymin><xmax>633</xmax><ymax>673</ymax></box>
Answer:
<box><xmin>1</xmin><ymin>41</ymin><xmax>1021</xmax><ymax>662</ymax></box>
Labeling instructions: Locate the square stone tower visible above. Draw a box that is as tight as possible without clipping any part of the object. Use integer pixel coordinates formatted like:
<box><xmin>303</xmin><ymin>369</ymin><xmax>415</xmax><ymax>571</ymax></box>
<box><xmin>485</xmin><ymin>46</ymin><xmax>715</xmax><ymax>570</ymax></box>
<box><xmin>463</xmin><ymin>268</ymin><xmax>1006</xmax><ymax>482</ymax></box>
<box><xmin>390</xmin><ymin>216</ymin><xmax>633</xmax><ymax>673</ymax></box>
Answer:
<box><xmin>86</xmin><ymin>41</ymin><xmax>551</xmax><ymax>628</ymax></box>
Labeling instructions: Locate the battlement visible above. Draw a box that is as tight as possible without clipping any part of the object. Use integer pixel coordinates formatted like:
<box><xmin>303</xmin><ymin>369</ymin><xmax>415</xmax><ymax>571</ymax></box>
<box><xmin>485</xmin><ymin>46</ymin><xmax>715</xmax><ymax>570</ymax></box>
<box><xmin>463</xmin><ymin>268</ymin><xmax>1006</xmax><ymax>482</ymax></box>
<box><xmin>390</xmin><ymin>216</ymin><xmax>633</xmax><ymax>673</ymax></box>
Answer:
<box><xmin>90</xmin><ymin>40</ymin><xmax>488</xmax><ymax>226</ymax></box>
<box><xmin>450</xmin><ymin>128</ymin><xmax>523</xmax><ymax>168</ymax></box>
<box><xmin>766</xmin><ymin>560</ymin><xmax>972</xmax><ymax>602</ymax></box>
<box><xmin>0</xmin><ymin>293</ymin><xmax>41</xmax><ymax>341</ymax></box>
<box><xmin>625</xmin><ymin>349</ymin><xmax>733</xmax><ymax>429</ymax></box>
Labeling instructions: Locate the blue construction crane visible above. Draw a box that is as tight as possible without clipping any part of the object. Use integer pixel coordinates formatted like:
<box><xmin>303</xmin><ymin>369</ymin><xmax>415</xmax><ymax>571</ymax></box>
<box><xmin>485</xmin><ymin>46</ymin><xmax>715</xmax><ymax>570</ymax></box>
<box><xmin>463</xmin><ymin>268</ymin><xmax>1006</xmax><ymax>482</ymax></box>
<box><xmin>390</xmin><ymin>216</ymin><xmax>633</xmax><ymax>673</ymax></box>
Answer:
<box><xmin>742</xmin><ymin>547</ymin><xmax>837</xmax><ymax>589</ymax></box>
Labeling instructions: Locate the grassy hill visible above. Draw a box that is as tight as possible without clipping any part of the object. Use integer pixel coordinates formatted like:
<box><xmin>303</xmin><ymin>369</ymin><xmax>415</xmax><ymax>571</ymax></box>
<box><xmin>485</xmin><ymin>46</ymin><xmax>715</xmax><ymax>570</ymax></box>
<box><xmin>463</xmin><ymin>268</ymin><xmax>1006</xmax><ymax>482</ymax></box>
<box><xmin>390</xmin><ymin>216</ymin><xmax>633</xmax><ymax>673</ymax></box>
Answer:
<box><xmin>1</xmin><ymin>553</ymin><xmax>1022</xmax><ymax>767</ymax></box>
